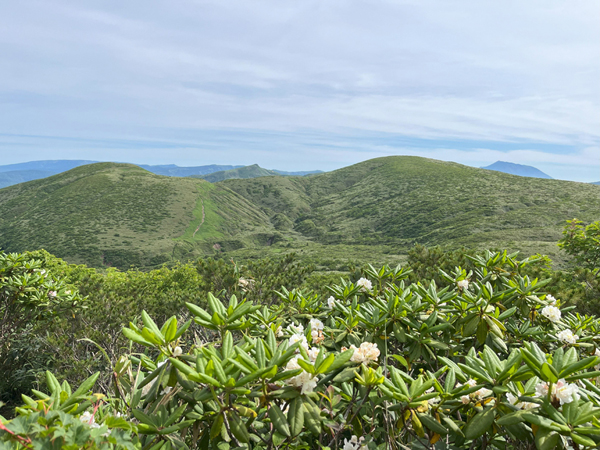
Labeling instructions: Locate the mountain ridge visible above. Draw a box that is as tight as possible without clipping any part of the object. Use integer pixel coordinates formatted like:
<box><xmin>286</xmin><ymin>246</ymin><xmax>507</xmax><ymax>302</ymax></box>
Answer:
<box><xmin>481</xmin><ymin>161</ymin><xmax>552</xmax><ymax>179</ymax></box>
<box><xmin>1</xmin><ymin>156</ymin><xmax>598</xmax><ymax>268</ymax></box>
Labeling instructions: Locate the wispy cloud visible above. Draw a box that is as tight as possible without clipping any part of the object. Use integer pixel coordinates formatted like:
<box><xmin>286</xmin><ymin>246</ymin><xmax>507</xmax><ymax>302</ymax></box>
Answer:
<box><xmin>0</xmin><ymin>0</ymin><xmax>598</xmax><ymax>180</ymax></box>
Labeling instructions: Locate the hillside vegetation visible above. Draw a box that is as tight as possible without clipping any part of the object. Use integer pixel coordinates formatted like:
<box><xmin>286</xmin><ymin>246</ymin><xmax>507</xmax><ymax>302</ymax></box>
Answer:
<box><xmin>193</xmin><ymin>164</ymin><xmax>280</xmax><ymax>183</ymax></box>
<box><xmin>0</xmin><ymin>157</ymin><xmax>598</xmax><ymax>268</ymax></box>
<box><xmin>0</xmin><ymin>163</ymin><xmax>270</xmax><ymax>268</ymax></box>
<box><xmin>223</xmin><ymin>156</ymin><xmax>600</xmax><ymax>262</ymax></box>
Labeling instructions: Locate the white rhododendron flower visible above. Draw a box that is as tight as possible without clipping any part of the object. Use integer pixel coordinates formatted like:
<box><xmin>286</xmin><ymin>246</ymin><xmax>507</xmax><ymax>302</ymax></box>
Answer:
<box><xmin>327</xmin><ymin>296</ymin><xmax>336</xmax><ymax>309</ymax></box>
<box><xmin>309</xmin><ymin>318</ymin><xmax>325</xmax><ymax>343</ymax></box>
<box><xmin>310</xmin><ymin>318</ymin><xmax>324</xmax><ymax>331</ymax></box>
<box><xmin>425</xmin><ymin>387</ymin><xmax>440</xmax><ymax>405</ymax></box>
<box><xmin>457</xmin><ymin>279</ymin><xmax>469</xmax><ymax>290</ymax></box>
<box><xmin>343</xmin><ymin>435</ymin><xmax>367</xmax><ymax>450</ymax></box>
<box><xmin>48</xmin><ymin>290</ymin><xmax>57</xmax><ymax>298</ymax></box>
<box><xmin>473</xmin><ymin>388</ymin><xmax>493</xmax><ymax>400</ymax></box>
<box><xmin>284</xmin><ymin>357</ymin><xmax>318</xmax><ymax>394</ymax></box>
<box><xmin>557</xmin><ymin>329</ymin><xmax>578</xmax><ymax>344</ymax></box>
<box><xmin>546</xmin><ymin>294</ymin><xmax>557</xmax><ymax>305</ymax></box>
<box><xmin>541</xmin><ymin>305</ymin><xmax>561</xmax><ymax>323</ymax></box>
<box><xmin>172</xmin><ymin>346</ymin><xmax>183</xmax><ymax>357</ymax></box>
<box><xmin>506</xmin><ymin>392</ymin><xmax>539</xmax><ymax>410</ymax></box>
<box><xmin>356</xmin><ymin>277</ymin><xmax>372</xmax><ymax>292</ymax></box>
<box><xmin>457</xmin><ymin>379</ymin><xmax>492</xmax><ymax>403</ymax></box>
<box><xmin>349</xmin><ymin>342</ymin><xmax>380</xmax><ymax>364</ymax></box>
<box><xmin>595</xmin><ymin>348</ymin><xmax>600</xmax><ymax>370</ymax></box>
<box><xmin>535</xmin><ymin>379</ymin><xmax>579</xmax><ymax>405</ymax></box>
<box><xmin>285</xmin><ymin>357</ymin><xmax>301</xmax><ymax>371</ymax></box>
<box><xmin>289</xmin><ymin>333</ymin><xmax>309</xmax><ymax>352</ymax></box>
<box><xmin>276</xmin><ymin>326</ymin><xmax>283</xmax><ymax>337</ymax></box>
<box><xmin>307</xmin><ymin>347</ymin><xmax>320</xmax><ymax>362</ymax></box>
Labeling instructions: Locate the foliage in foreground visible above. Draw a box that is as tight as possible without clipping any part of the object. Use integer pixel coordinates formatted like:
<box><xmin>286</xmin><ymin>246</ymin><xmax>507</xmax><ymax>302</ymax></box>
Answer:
<box><xmin>3</xmin><ymin>249</ymin><xmax>600</xmax><ymax>449</ymax></box>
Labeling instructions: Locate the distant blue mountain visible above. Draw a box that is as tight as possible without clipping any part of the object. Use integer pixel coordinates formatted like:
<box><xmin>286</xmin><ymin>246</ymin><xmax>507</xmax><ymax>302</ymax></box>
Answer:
<box><xmin>139</xmin><ymin>164</ymin><xmax>243</xmax><ymax>177</ymax></box>
<box><xmin>0</xmin><ymin>170</ymin><xmax>55</xmax><ymax>189</ymax></box>
<box><xmin>0</xmin><ymin>160</ymin><xmax>312</xmax><ymax>188</ymax></box>
<box><xmin>481</xmin><ymin>161</ymin><xmax>552</xmax><ymax>179</ymax></box>
<box><xmin>0</xmin><ymin>160</ymin><xmax>97</xmax><ymax>173</ymax></box>
<box><xmin>591</xmin><ymin>181</ymin><xmax>600</xmax><ymax>185</ymax></box>
<box><xmin>273</xmin><ymin>169</ymin><xmax>323</xmax><ymax>176</ymax></box>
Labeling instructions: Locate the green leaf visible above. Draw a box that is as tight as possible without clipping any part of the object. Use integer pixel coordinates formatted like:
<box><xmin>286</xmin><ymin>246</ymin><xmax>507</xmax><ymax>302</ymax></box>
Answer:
<box><xmin>268</xmin><ymin>403</ymin><xmax>291</xmax><ymax>437</ymax></box>
<box><xmin>186</xmin><ymin>303</ymin><xmax>212</xmax><ymax>321</ymax></box>
<box><xmin>464</xmin><ymin>408</ymin><xmax>495</xmax><ymax>440</ymax></box>
<box><xmin>126</xmin><ymin>327</ymin><xmax>149</xmax><ymax>347</ymax></box>
<box><xmin>541</xmin><ymin>363</ymin><xmax>559</xmax><ymax>383</ymax></box>
<box><xmin>288</xmin><ymin>397</ymin><xmax>304</xmax><ymax>437</ymax></box>
<box><xmin>328</xmin><ymin>348</ymin><xmax>355</xmax><ymax>371</ymax></box>
<box><xmin>333</xmin><ymin>367</ymin><xmax>358</xmax><ymax>383</ymax></box>
<box><xmin>297</xmin><ymin>358</ymin><xmax>315</xmax><ymax>375</ymax></box>
<box><xmin>559</xmin><ymin>356</ymin><xmax>598</xmax><ymax>378</ymax></box>
<box><xmin>418</xmin><ymin>414</ymin><xmax>447</xmax><ymax>435</ymax></box>
<box><xmin>316</xmin><ymin>354</ymin><xmax>335</xmax><ymax>374</ymax></box>
<box><xmin>45</xmin><ymin>371</ymin><xmax>61</xmax><ymax>394</ymax></box>
<box><xmin>163</xmin><ymin>316</ymin><xmax>178</xmax><ymax>343</ymax></box>
<box><xmin>142</xmin><ymin>311</ymin><xmax>164</xmax><ymax>340</ymax></box>
<box><xmin>229</xmin><ymin>411</ymin><xmax>250</xmax><ymax>444</ymax></box>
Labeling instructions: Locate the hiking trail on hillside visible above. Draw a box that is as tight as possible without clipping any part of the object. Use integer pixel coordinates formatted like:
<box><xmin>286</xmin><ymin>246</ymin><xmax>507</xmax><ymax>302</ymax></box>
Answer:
<box><xmin>192</xmin><ymin>200</ymin><xmax>205</xmax><ymax>238</ymax></box>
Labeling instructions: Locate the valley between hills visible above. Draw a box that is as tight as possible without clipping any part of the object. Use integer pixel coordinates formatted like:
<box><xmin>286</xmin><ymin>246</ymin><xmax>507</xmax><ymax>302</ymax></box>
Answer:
<box><xmin>0</xmin><ymin>156</ymin><xmax>598</xmax><ymax>270</ymax></box>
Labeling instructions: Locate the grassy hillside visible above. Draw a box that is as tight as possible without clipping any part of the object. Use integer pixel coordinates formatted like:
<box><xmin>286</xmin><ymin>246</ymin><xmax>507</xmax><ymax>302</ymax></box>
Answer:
<box><xmin>222</xmin><ymin>156</ymin><xmax>600</xmax><ymax>262</ymax></box>
<box><xmin>0</xmin><ymin>157</ymin><xmax>598</xmax><ymax>269</ymax></box>
<box><xmin>194</xmin><ymin>164</ymin><xmax>279</xmax><ymax>183</ymax></box>
<box><xmin>0</xmin><ymin>163</ymin><xmax>271</xmax><ymax>268</ymax></box>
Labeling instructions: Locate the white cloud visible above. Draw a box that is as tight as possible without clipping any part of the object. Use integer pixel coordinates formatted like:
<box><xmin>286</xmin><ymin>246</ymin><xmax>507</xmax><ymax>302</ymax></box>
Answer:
<box><xmin>0</xmin><ymin>0</ymin><xmax>598</xmax><ymax>180</ymax></box>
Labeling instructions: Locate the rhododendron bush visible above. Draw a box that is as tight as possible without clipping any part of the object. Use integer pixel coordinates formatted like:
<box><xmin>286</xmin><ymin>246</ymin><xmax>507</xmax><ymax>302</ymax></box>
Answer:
<box><xmin>3</xmin><ymin>250</ymin><xmax>600</xmax><ymax>449</ymax></box>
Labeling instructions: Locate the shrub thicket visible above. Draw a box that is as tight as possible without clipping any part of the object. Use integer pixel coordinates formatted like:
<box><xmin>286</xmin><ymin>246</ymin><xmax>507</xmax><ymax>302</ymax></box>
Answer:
<box><xmin>3</xmin><ymin>247</ymin><xmax>600</xmax><ymax>449</ymax></box>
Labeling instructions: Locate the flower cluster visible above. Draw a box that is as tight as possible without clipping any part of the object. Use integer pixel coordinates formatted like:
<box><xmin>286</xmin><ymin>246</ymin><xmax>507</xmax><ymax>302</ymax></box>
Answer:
<box><xmin>535</xmin><ymin>379</ymin><xmax>579</xmax><ymax>405</ymax></box>
<box><xmin>458</xmin><ymin>379</ymin><xmax>493</xmax><ymax>404</ymax></box>
<box><xmin>506</xmin><ymin>392</ymin><xmax>539</xmax><ymax>410</ymax></box>
<box><xmin>289</xmin><ymin>332</ymin><xmax>309</xmax><ymax>353</ymax></box>
<box><xmin>238</xmin><ymin>278</ymin><xmax>253</xmax><ymax>290</ymax></box>
<box><xmin>541</xmin><ymin>305</ymin><xmax>561</xmax><ymax>323</ymax></box>
<box><xmin>457</xmin><ymin>279</ymin><xmax>469</xmax><ymax>290</ymax></box>
<box><xmin>557</xmin><ymin>329</ymin><xmax>578</xmax><ymax>344</ymax></box>
<box><xmin>342</xmin><ymin>435</ymin><xmax>367</xmax><ymax>450</ymax></box>
<box><xmin>327</xmin><ymin>296</ymin><xmax>336</xmax><ymax>309</ymax></box>
<box><xmin>310</xmin><ymin>318</ymin><xmax>324</xmax><ymax>344</ymax></box>
<box><xmin>348</xmin><ymin>342</ymin><xmax>380</xmax><ymax>364</ymax></box>
<box><xmin>285</xmin><ymin>357</ymin><xmax>318</xmax><ymax>394</ymax></box>
<box><xmin>356</xmin><ymin>277</ymin><xmax>372</xmax><ymax>292</ymax></box>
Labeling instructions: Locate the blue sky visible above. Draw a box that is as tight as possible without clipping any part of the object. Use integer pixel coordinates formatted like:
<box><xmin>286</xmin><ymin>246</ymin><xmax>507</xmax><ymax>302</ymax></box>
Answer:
<box><xmin>0</xmin><ymin>1</ymin><xmax>598</xmax><ymax>181</ymax></box>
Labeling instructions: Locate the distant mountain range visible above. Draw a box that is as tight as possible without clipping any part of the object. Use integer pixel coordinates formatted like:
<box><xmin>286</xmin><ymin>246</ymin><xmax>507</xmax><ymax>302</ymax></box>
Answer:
<box><xmin>0</xmin><ymin>160</ymin><xmax>321</xmax><ymax>188</ymax></box>
<box><xmin>481</xmin><ymin>161</ymin><xmax>552</xmax><ymax>179</ymax></box>
<box><xmin>1</xmin><ymin>156</ymin><xmax>598</xmax><ymax>269</ymax></box>
<box><xmin>193</xmin><ymin>164</ymin><xmax>321</xmax><ymax>183</ymax></box>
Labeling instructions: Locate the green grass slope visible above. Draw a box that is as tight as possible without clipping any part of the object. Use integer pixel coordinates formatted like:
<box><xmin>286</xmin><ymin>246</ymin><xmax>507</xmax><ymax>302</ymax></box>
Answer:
<box><xmin>0</xmin><ymin>163</ymin><xmax>272</xmax><ymax>268</ymax></box>
<box><xmin>222</xmin><ymin>156</ymin><xmax>600</xmax><ymax>262</ymax></box>
<box><xmin>1</xmin><ymin>157</ymin><xmax>598</xmax><ymax>269</ymax></box>
<box><xmin>192</xmin><ymin>164</ymin><xmax>280</xmax><ymax>183</ymax></box>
